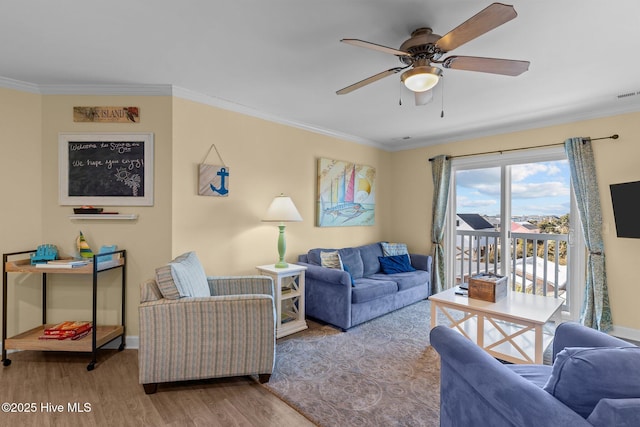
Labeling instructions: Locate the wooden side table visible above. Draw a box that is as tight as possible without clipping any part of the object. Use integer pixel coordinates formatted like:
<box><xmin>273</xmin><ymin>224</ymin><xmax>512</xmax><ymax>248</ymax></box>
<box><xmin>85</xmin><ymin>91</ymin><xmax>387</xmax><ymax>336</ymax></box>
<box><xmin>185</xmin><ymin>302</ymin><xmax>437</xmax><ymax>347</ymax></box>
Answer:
<box><xmin>256</xmin><ymin>264</ymin><xmax>307</xmax><ymax>338</ymax></box>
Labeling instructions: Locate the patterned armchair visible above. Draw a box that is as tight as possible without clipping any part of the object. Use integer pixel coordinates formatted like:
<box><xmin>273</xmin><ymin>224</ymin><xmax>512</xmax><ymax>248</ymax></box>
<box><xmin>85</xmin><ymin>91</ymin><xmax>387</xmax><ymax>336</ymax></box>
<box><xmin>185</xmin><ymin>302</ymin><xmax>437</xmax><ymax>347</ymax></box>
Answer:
<box><xmin>138</xmin><ymin>274</ymin><xmax>276</xmax><ymax>394</ymax></box>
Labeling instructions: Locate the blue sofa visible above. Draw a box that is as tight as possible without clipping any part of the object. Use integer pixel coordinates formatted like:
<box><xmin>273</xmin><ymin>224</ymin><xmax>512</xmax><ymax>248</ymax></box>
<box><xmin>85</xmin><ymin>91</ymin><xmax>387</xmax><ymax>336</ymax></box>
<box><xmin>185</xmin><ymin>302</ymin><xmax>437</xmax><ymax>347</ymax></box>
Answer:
<box><xmin>430</xmin><ymin>322</ymin><xmax>640</xmax><ymax>427</ymax></box>
<box><xmin>297</xmin><ymin>242</ymin><xmax>432</xmax><ymax>330</ymax></box>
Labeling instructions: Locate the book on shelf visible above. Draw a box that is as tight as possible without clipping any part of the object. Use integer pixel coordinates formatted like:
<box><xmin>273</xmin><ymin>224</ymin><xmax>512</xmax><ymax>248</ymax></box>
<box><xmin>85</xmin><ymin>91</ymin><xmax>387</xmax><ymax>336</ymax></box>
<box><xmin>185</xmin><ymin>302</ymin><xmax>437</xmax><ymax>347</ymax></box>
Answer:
<box><xmin>281</xmin><ymin>311</ymin><xmax>298</xmax><ymax>324</ymax></box>
<box><xmin>36</xmin><ymin>259</ymin><xmax>90</xmax><ymax>269</ymax></box>
<box><xmin>39</xmin><ymin>321</ymin><xmax>92</xmax><ymax>339</ymax></box>
<box><xmin>70</xmin><ymin>329</ymin><xmax>92</xmax><ymax>340</ymax></box>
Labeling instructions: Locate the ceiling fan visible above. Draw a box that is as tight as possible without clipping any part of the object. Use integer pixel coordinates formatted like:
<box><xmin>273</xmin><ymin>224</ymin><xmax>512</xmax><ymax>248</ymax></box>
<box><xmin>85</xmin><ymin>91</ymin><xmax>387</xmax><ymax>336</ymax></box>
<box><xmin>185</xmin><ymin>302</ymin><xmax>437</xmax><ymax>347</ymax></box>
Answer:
<box><xmin>336</xmin><ymin>2</ymin><xmax>530</xmax><ymax>105</ymax></box>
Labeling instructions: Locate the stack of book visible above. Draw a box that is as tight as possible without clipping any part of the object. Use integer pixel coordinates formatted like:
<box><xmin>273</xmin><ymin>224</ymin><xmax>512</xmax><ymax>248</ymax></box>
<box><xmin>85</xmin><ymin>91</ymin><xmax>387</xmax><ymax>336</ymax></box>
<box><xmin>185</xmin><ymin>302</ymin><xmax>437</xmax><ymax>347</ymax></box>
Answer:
<box><xmin>35</xmin><ymin>259</ymin><xmax>90</xmax><ymax>269</ymax></box>
<box><xmin>39</xmin><ymin>321</ymin><xmax>92</xmax><ymax>340</ymax></box>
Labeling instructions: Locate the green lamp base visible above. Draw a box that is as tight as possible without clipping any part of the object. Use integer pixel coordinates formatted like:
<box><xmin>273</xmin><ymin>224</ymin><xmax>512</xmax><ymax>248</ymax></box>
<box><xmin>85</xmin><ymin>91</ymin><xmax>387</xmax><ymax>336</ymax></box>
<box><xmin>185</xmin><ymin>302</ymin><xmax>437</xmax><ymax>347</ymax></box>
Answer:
<box><xmin>275</xmin><ymin>224</ymin><xmax>288</xmax><ymax>268</ymax></box>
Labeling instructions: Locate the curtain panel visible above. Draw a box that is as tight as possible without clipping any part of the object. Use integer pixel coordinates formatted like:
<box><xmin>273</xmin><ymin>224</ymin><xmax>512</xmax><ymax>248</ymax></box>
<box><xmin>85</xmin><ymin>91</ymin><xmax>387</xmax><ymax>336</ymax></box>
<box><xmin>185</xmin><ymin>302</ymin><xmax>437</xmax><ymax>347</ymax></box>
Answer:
<box><xmin>564</xmin><ymin>137</ymin><xmax>612</xmax><ymax>331</ymax></box>
<box><xmin>430</xmin><ymin>155</ymin><xmax>451</xmax><ymax>294</ymax></box>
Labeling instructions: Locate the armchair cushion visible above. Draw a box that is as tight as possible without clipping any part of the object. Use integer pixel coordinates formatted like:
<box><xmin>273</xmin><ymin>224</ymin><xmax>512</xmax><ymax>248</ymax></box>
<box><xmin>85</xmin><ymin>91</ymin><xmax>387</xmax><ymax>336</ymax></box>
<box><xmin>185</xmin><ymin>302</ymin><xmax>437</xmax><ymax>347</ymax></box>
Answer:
<box><xmin>155</xmin><ymin>265</ymin><xmax>181</xmax><ymax>300</ymax></box>
<box><xmin>587</xmin><ymin>398</ymin><xmax>640</xmax><ymax>427</ymax></box>
<box><xmin>169</xmin><ymin>251</ymin><xmax>210</xmax><ymax>298</ymax></box>
<box><xmin>543</xmin><ymin>346</ymin><xmax>640</xmax><ymax>418</ymax></box>
<box><xmin>506</xmin><ymin>364</ymin><xmax>553</xmax><ymax>389</ymax></box>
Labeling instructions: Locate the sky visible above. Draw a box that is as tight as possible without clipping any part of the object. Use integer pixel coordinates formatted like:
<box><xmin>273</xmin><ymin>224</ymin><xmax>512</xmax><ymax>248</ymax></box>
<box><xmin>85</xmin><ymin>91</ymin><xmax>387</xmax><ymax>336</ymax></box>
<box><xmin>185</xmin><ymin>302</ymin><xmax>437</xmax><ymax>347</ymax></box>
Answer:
<box><xmin>455</xmin><ymin>160</ymin><xmax>571</xmax><ymax>217</ymax></box>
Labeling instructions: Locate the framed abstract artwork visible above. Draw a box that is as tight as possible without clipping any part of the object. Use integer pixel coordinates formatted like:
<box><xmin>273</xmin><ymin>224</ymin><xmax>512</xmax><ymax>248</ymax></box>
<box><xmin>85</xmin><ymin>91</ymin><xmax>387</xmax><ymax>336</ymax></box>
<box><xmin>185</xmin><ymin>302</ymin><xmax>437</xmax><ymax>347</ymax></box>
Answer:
<box><xmin>316</xmin><ymin>157</ymin><xmax>376</xmax><ymax>227</ymax></box>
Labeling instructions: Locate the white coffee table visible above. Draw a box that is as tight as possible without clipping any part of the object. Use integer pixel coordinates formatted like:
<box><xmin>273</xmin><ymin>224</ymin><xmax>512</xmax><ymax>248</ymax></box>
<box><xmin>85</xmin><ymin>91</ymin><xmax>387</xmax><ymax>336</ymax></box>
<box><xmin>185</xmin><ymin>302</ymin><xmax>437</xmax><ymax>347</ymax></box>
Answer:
<box><xmin>429</xmin><ymin>287</ymin><xmax>564</xmax><ymax>364</ymax></box>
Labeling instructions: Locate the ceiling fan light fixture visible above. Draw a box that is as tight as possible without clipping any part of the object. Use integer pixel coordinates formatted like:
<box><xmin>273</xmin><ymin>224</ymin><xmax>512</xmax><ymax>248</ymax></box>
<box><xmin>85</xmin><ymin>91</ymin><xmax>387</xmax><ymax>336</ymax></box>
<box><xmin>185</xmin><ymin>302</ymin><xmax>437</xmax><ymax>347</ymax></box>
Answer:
<box><xmin>401</xmin><ymin>66</ymin><xmax>442</xmax><ymax>92</ymax></box>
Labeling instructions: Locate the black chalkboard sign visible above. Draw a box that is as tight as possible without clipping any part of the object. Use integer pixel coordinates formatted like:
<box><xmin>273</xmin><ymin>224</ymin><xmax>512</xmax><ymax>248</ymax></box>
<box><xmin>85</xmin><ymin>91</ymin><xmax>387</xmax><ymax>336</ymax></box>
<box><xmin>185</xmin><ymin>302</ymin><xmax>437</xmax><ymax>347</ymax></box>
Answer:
<box><xmin>59</xmin><ymin>133</ymin><xmax>154</xmax><ymax>206</ymax></box>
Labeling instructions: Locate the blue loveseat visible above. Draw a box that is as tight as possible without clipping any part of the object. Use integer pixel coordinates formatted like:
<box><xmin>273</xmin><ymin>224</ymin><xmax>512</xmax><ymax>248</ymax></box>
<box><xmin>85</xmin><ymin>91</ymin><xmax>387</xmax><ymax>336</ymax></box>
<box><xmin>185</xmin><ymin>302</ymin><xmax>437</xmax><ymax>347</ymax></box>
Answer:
<box><xmin>297</xmin><ymin>242</ymin><xmax>432</xmax><ymax>330</ymax></box>
<box><xmin>430</xmin><ymin>322</ymin><xmax>640</xmax><ymax>427</ymax></box>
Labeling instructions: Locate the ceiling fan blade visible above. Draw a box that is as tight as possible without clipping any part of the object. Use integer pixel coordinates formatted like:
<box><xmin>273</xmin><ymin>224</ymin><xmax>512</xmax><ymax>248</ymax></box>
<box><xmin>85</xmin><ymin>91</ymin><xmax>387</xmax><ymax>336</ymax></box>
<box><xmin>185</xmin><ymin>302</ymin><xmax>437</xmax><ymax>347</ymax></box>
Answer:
<box><xmin>414</xmin><ymin>89</ymin><xmax>434</xmax><ymax>106</ymax></box>
<box><xmin>341</xmin><ymin>39</ymin><xmax>410</xmax><ymax>57</ymax></box>
<box><xmin>442</xmin><ymin>56</ymin><xmax>529</xmax><ymax>76</ymax></box>
<box><xmin>336</xmin><ymin>67</ymin><xmax>406</xmax><ymax>95</ymax></box>
<box><xmin>435</xmin><ymin>3</ymin><xmax>517</xmax><ymax>52</ymax></box>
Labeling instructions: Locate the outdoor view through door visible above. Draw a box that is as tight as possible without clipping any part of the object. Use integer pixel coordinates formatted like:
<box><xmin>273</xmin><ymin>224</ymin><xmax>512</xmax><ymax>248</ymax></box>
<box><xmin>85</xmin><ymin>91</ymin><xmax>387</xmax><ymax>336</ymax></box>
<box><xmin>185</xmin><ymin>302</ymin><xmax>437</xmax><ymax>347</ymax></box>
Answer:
<box><xmin>446</xmin><ymin>147</ymin><xmax>585</xmax><ymax>318</ymax></box>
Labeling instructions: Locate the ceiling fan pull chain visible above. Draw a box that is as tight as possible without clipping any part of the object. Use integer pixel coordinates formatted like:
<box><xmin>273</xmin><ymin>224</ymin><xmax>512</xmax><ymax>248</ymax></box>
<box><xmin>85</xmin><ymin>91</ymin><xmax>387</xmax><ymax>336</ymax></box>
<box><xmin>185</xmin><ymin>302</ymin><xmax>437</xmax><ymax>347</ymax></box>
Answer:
<box><xmin>440</xmin><ymin>76</ymin><xmax>445</xmax><ymax>118</ymax></box>
<box><xmin>399</xmin><ymin>82</ymin><xmax>403</xmax><ymax>106</ymax></box>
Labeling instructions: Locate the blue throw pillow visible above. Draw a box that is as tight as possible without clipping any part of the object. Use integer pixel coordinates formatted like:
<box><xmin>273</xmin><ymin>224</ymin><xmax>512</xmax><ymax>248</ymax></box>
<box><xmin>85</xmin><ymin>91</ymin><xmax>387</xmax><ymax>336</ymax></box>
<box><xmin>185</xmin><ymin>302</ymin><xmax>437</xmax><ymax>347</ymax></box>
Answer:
<box><xmin>343</xmin><ymin>264</ymin><xmax>356</xmax><ymax>286</ymax></box>
<box><xmin>381</xmin><ymin>242</ymin><xmax>411</xmax><ymax>262</ymax></box>
<box><xmin>338</xmin><ymin>247</ymin><xmax>364</xmax><ymax>279</ymax></box>
<box><xmin>543</xmin><ymin>346</ymin><xmax>640</xmax><ymax>418</ymax></box>
<box><xmin>378</xmin><ymin>254</ymin><xmax>416</xmax><ymax>274</ymax></box>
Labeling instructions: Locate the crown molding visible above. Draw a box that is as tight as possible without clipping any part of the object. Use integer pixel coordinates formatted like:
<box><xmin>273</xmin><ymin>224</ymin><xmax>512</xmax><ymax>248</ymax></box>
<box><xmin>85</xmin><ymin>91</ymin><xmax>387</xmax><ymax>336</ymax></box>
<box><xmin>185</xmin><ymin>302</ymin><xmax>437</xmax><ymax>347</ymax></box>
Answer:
<box><xmin>3</xmin><ymin>76</ymin><xmax>639</xmax><ymax>153</ymax></box>
<box><xmin>0</xmin><ymin>76</ymin><xmax>384</xmax><ymax>150</ymax></box>
<box><xmin>0</xmin><ymin>76</ymin><xmax>40</xmax><ymax>94</ymax></box>
<box><xmin>0</xmin><ymin>77</ymin><xmax>173</xmax><ymax>96</ymax></box>
<box><xmin>38</xmin><ymin>84</ymin><xmax>172</xmax><ymax>96</ymax></box>
<box><xmin>389</xmin><ymin>93</ymin><xmax>640</xmax><ymax>151</ymax></box>
<box><xmin>170</xmin><ymin>86</ymin><xmax>384</xmax><ymax>150</ymax></box>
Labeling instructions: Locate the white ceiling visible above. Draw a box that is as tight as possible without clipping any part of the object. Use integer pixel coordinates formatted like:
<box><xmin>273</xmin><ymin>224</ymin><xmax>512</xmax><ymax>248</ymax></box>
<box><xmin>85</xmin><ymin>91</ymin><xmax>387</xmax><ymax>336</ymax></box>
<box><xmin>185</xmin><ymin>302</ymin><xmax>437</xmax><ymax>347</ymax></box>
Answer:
<box><xmin>2</xmin><ymin>1</ymin><xmax>640</xmax><ymax>151</ymax></box>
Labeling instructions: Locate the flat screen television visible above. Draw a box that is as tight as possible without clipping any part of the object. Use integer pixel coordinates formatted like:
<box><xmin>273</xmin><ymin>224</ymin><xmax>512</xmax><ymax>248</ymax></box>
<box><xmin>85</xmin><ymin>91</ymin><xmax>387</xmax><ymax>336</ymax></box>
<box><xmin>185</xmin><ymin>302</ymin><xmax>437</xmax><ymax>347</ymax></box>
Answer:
<box><xmin>609</xmin><ymin>180</ymin><xmax>640</xmax><ymax>238</ymax></box>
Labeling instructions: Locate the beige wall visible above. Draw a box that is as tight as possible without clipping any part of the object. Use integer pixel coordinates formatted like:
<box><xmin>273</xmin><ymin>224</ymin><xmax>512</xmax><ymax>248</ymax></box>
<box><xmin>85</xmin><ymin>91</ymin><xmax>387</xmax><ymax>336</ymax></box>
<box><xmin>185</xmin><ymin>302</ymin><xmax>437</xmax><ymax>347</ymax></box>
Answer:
<box><xmin>171</xmin><ymin>97</ymin><xmax>391</xmax><ymax>275</ymax></box>
<box><xmin>1</xmin><ymin>87</ymin><xmax>638</xmax><ymax>339</ymax></box>
<box><xmin>1</xmin><ymin>93</ymin><xmax>173</xmax><ymax>337</ymax></box>
<box><xmin>389</xmin><ymin>112</ymin><xmax>640</xmax><ymax>335</ymax></box>
<box><xmin>1</xmin><ymin>93</ymin><xmax>390</xmax><ymax>337</ymax></box>
<box><xmin>0</xmin><ymin>88</ymin><xmax>43</xmax><ymax>335</ymax></box>
<box><xmin>35</xmin><ymin>95</ymin><xmax>174</xmax><ymax>336</ymax></box>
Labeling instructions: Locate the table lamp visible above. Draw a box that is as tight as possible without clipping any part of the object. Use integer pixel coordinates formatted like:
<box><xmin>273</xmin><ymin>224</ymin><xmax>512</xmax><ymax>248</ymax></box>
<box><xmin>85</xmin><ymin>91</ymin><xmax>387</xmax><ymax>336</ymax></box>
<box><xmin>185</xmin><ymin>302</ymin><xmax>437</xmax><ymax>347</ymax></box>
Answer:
<box><xmin>262</xmin><ymin>194</ymin><xmax>303</xmax><ymax>268</ymax></box>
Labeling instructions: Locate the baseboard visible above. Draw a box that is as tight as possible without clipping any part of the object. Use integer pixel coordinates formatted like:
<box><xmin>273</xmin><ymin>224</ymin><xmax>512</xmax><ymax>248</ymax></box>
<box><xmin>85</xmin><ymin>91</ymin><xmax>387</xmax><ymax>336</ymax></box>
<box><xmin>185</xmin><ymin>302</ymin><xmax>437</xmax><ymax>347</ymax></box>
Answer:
<box><xmin>103</xmin><ymin>335</ymin><xmax>139</xmax><ymax>349</ymax></box>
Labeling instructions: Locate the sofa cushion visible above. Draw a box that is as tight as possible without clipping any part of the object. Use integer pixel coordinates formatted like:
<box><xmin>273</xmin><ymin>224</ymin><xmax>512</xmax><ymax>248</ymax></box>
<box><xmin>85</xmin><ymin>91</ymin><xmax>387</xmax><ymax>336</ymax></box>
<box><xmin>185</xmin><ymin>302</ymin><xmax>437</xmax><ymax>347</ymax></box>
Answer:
<box><xmin>381</xmin><ymin>242</ymin><xmax>411</xmax><ymax>262</ymax></box>
<box><xmin>358</xmin><ymin>243</ymin><xmax>384</xmax><ymax>276</ymax></box>
<box><xmin>169</xmin><ymin>251</ymin><xmax>210</xmax><ymax>298</ymax></box>
<box><xmin>338</xmin><ymin>247</ymin><xmax>364</xmax><ymax>279</ymax></box>
<box><xmin>306</xmin><ymin>248</ymin><xmax>336</xmax><ymax>266</ymax></box>
<box><xmin>351</xmin><ymin>277</ymin><xmax>398</xmax><ymax>304</ymax></box>
<box><xmin>378</xmin><ymin>254</ymin><xmax>416</xmax><ymax>274</ymax></box>
<box><xmin>542</xmin><ymin>346</ymin><xmax>640</xmax><ymax>418</ymax></box>
<box><xmin>507</xmin><ymin>364</ymin><xmax>553</xmax><ymax>389</ymax></box>
<box><xmin>320</xmin><ymin>250</ymin><xmax>343</xmax><ymax>269</ymax></box>
<box><xmin>368</xmin><ymin>269</ymin><xmax>429</xmax><ymax>292</ymax></box>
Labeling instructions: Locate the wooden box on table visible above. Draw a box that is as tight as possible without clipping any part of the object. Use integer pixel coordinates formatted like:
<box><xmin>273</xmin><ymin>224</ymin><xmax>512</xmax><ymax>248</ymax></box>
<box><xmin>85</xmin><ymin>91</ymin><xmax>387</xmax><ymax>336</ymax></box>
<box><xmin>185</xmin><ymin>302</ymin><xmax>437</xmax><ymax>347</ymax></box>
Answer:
<box><xmin>468</xmin><ymin>273</ymin><xmax>508</xmax><ymax>302</ymax></box>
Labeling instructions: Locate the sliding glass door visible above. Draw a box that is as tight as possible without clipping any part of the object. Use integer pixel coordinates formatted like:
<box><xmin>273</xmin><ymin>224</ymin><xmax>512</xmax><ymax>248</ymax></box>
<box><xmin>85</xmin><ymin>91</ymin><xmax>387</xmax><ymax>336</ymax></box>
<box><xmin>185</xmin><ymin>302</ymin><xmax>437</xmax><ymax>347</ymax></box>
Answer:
<box><xmin>445</xmin><ymin>147</ymin><xmax>585</xmax><ymax>319</ymax></box>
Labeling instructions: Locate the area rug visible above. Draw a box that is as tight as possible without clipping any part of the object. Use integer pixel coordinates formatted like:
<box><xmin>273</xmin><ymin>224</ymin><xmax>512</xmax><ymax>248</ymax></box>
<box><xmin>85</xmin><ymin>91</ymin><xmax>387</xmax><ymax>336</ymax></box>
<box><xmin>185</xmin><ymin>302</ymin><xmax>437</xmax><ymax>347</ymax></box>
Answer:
<box><xmin>263</xmin><ymin>300</ymin><xmax>445</xmax><ymax>427</ymax></box>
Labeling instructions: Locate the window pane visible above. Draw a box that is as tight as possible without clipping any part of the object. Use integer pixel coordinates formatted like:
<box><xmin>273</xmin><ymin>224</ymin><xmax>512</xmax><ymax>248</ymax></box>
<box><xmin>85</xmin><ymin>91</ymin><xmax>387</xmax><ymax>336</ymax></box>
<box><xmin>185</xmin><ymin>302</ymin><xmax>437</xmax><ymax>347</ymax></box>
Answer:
<box><xmin>455</xmin><ymin>166</ymin><xmax>501</xmax><ymax>284</ymax></box>
<box><xmin>510</xmin><ymin>160</ymin><xmax>570</xmax><ymax>298</ymax></box>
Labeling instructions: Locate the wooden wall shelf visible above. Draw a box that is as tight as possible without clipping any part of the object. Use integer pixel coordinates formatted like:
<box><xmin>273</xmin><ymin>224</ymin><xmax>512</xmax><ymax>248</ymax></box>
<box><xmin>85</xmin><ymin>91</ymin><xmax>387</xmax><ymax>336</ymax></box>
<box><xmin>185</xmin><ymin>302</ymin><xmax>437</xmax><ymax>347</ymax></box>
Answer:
<box><xmin>69</xmin><ymin>214</ymin><xmax>138</xmax><ymax>220</ymax></box>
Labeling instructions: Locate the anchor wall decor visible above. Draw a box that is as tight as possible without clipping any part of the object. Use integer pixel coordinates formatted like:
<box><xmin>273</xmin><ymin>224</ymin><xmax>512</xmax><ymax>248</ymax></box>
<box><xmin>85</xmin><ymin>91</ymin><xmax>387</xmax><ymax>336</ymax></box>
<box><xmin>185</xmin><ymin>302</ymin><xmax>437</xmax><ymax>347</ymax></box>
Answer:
<box><xmin>198</xmin><ymin>144</ymin><xmax>229</xmax><ymax>197</ymax></box>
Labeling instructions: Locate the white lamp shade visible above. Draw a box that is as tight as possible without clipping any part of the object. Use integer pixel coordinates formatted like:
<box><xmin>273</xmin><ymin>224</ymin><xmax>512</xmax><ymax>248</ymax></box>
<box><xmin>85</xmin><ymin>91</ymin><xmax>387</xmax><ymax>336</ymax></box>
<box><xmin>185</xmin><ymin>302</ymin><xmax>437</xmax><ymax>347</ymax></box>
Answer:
<box><xmin>402</xmin><ymin>66</ymin><xmax>442</xmax><ymax>92</ymax></box>
<box><xmin>262</xmin><ymin>194</ymin><xmax>303</xmax><ymax>222</ymax></box>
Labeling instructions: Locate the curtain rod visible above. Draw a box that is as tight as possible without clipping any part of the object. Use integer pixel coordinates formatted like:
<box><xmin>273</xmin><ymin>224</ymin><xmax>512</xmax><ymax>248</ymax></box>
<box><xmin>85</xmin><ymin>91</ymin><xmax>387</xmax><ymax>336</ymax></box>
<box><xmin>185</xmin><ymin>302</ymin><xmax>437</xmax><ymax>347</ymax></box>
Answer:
<box><xmin>428</xmin><ymin>134</ymin><xmax>619</xmax><ymax>162</ymax></box>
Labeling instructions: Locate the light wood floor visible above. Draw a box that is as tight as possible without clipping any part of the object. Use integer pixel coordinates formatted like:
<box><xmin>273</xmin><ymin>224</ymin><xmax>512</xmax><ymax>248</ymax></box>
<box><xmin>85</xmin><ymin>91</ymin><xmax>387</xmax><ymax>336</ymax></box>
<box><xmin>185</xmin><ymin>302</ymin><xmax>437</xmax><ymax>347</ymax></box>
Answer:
<box><xmin>0</xmin><ymin>349</ymin><xmax>316</xmax><ymax>427</ymax></box>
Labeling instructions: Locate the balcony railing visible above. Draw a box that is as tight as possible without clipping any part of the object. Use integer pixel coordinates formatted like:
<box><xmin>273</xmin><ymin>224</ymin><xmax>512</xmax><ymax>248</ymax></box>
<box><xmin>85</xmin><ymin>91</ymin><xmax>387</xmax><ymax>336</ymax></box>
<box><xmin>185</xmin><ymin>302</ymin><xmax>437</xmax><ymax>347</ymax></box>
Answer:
<box><xmin>455</xmin><ymin>230</ymin><xmax>568</xmax><ymax>299</ymax></box>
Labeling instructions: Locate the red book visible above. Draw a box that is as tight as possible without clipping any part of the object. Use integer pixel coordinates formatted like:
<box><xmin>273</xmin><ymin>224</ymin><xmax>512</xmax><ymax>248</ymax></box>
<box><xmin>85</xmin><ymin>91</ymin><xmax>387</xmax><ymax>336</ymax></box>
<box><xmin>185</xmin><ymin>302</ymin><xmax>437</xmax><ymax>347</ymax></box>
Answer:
<box><xmin>44</xmin><ymin>321</ymin><xmax>92</xmax><ymax>336</ymax></box>
<box><xmin>71</xmin><ymin>329</ymin><xmax>92</xmax><ymax>340</ymax></box>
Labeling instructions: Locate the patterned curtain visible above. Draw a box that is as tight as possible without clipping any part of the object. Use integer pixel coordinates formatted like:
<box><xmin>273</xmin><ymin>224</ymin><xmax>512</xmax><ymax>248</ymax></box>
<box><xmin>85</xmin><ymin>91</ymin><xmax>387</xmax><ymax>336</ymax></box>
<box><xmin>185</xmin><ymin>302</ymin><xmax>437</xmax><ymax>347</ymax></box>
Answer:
<box><xmin>564</xmin><ymin>137</ymin><xmax>612</xmax><ymax>331</ymax></box>
<box><xmin>430</xmin><ymin>155</ymin><xmax>452</xmax><ymax>294</ymax></box>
